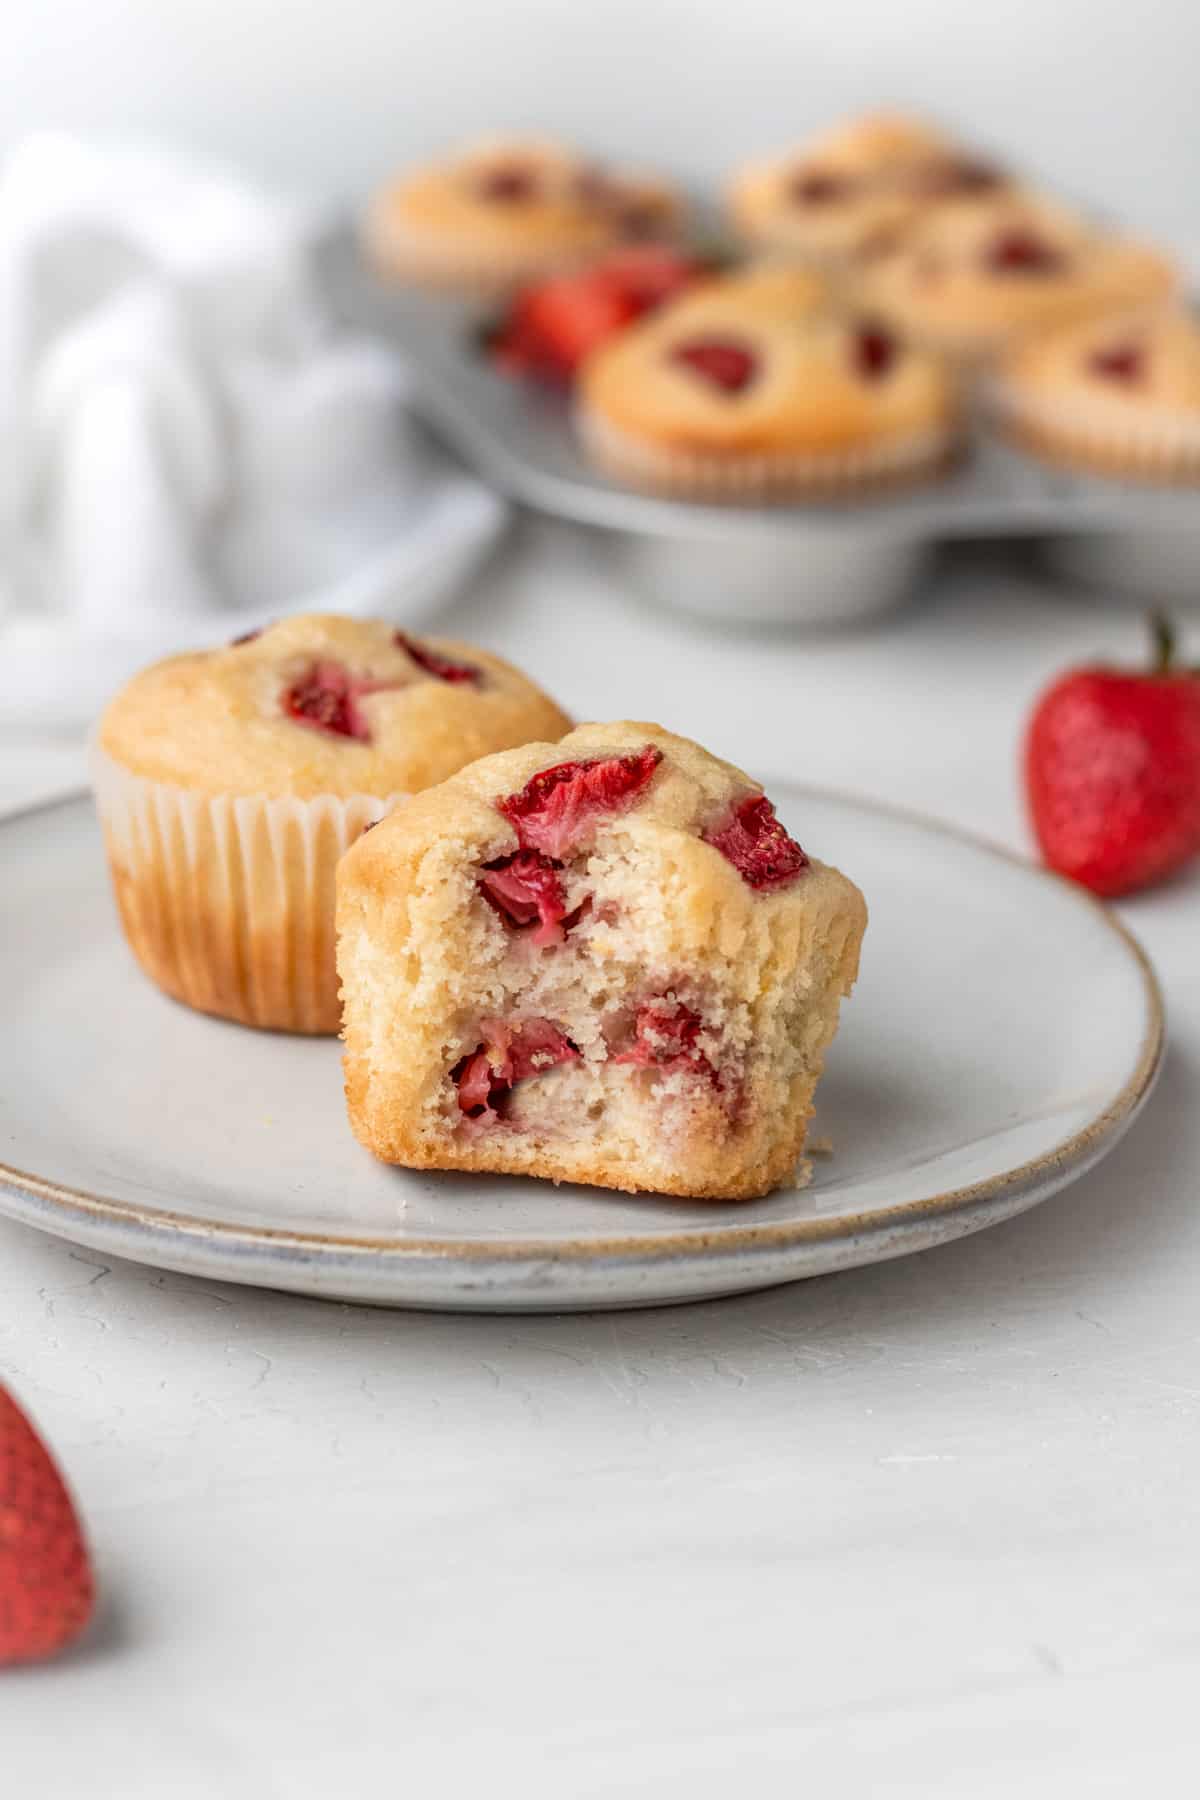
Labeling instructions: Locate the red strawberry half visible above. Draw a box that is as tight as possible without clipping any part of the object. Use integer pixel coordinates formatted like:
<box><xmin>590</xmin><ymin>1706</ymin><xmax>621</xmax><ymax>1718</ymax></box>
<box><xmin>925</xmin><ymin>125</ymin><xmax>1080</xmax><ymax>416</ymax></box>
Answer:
<box><xmin>0</xmin><ymin>1385</ymin><xmax>94</xmax><ymax>1666</ymax></box>
<box><xmin>1025</xmin><ymin>617</ymin><xmax>1200</xmax><ymax>897</ymax></box>
<box><xmin>489</xmin><ymin>246</ymin><xmax>705</xmax><ymax>383</ymax></box>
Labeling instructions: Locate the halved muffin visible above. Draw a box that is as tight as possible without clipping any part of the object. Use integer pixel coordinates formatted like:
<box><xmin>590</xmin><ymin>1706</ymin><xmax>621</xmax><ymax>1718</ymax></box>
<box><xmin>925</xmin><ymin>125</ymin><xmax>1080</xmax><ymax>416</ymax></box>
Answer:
<box><xmin>337</xmin><ymin>722</ymin><xmax>867</xmax><ymax>1200</ymax></box>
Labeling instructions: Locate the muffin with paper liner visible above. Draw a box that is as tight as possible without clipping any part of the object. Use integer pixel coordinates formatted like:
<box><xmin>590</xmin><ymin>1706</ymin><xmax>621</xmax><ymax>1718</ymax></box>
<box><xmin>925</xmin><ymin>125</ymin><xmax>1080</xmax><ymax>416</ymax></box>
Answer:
<box><xmin>989</xmin><ymin>304</ymin><xmax>1200</xmax><ymax>481</ymax></box>
<box><xmin>92</xmin><ymin>615</ymin><xmax>571</xmax><ymax>1034</ymax></box>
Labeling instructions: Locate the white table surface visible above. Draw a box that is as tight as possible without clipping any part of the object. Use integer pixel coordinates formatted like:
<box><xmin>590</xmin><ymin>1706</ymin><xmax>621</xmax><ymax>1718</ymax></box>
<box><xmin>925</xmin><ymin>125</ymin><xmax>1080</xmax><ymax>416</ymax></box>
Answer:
<box><xmin>3</xmin><ymin>524</ymin><xmax>1198</xmax><ymax>1796</ymax></box>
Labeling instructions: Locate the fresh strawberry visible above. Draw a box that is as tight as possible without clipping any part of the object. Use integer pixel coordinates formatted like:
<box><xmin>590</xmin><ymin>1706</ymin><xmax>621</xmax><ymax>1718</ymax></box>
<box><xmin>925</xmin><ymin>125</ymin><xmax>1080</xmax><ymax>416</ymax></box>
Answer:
<box><xmin>489</xmin><ymin>246</ymin><xmax>704</xmax><ymax>382</ymax></box>
<box><xmin>0</xmin><ymin>1384</ymin><xmax>94</xmax><ymax>1666</ymax></box>
<box><xmin>1025</xmin><ymin>617</ymin><xmax>1200</xmax><ymax>897</ymax></box>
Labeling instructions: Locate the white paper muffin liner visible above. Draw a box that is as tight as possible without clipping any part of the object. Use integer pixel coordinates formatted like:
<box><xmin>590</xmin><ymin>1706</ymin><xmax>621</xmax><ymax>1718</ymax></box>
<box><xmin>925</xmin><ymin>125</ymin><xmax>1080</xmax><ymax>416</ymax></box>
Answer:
<box><xmin>576</xmin><ymin>405</ymin><xmax>959</xmax><ymax>500</ymax></box>
<box><xmin>91</xmin><ymin>744</ymin><xmax>398</xmax><ymax>1034</ymax></box>
<box><xmin>985</xmin><ymin>374</ymin><xmax>1200</xmax><ymax>481</ymax></box>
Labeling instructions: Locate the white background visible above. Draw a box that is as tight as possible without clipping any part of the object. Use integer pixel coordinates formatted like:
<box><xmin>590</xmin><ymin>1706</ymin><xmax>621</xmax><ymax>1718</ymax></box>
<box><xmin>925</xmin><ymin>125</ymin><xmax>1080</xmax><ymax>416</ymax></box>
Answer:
<box><xmin>3</xmin><ymin>0</ymin><xmax>1199</xmax><ymax>253</ymax></box>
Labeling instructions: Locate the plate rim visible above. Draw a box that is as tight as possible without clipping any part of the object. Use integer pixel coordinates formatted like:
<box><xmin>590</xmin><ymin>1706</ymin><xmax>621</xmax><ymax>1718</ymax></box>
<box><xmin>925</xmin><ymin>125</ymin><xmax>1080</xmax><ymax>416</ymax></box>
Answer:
<box><xmin>0</xmin><ymin>786</ymin><xmax>1165</xmax><ymax>1268</ymax></box>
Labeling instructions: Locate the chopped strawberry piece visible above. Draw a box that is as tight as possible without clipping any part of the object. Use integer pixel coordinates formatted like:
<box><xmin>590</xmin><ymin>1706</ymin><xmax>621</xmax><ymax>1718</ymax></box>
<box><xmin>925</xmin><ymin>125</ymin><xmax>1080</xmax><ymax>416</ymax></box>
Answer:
<box><xmin>284</xmin><ymin>661</ymin><xmax>374</xmax><ymax>741</ymax></box>
<box><xmin>853</xmin><ymin>323</ymin><xmax>897</xmax><ymax>379</ymax></box>
<box><xmin>452</xmin><ymin>1018</ymin><xmax>580</xmax><ymax>1117</ymax></box>
<box><xmin>453</xmin><ymin>1047</ymin><xmax>497</xmax><ymax>1116</ymax></box>
<box><xmin>670</xmin><ymin>338</ymin><xmax>758</xmax><ymax>394</ymax></box>
<box><xmin>506</xmin><ymin>1018</ymin><xmax>580</xmax><ymax>1080</ymax></box>
<box><xmin>479</xmin><ymin>851</ymin><xmax>570</xmax><ymax>945</ymax></box>
<box><xmin>615</xmin><ymin>999</ymin><xmax>714</xmax><ymax>1078</ymax></box>
<box><xmin>984</xmin><ymin>228</ymin><xmax>1065</xmax><ymax>275</ymax></box>
<box><xmin>476</xmin><ymin>164</ymin><xmax>537</xmax><ymax>203</ymax></box>
<box><xmin>1088</xmin><ymin>342</ymin><xmax>1145</xmax><ymax>383</ymax></box>
<box><xmin>790</xmin><ymin>168</ymin><xmax>852</xmax><ymax>205</ymax></box>
<box><xmin>705</xmin><ymin>793</ymin><xmax>809</xmax><ymax>891</ymax></box>
<box><xmin>497</xmin><ymin>746</ymin><xmax>662</xmax><ymax>859</ymax></box>
<box><xmin>914</xmin><ymin>157</ymin><xmax>1004</xmax><ymax>198</ymax></box>
<box><xmin>394</xmin><ymin>631</ymin><xmax>481</xmax><ymax>686</ymax></box>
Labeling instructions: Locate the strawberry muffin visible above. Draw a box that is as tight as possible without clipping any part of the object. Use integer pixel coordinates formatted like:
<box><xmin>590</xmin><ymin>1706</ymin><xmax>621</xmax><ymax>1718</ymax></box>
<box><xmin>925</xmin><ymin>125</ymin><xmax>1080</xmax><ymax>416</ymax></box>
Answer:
<box><xmin>575</xmin><ymin>289</ymin><xmax>961</xmax><ymax>499</ymax></box>
<box><xmin>93</xmin><ymin>615</ymin><xmax>571</xmax><ymax>1034</ymax></box>
<box><xmin>990</xmin><ymin>305</ymin><xmax>1200</xmax><ymax>481</ymax></box>
<box><xmin>861</xmin><ymin>192</ymin><xmax>1177</xmax><ymax>361</ymax></box>
<box><xmin>366</xmin><ymin>136</ymin><xmax>680</xmax><ymax>294</ymax></box>
<box><xmin>337</xmin><ymin>722</ymin><xmax>867</xmax><ymax>1200</ymax></box>
<box><xmin>726</xmin><ymin>111</ymin><xmax>1003</xmax><ymax>268</ymax></box>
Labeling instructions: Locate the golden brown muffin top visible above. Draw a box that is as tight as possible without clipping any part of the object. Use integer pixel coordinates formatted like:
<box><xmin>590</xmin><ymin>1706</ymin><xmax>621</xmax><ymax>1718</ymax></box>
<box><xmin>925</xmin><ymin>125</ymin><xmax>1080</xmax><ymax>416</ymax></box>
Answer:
<box><xmin>861</xmin><ymin>191</ymin><xmax>1178</xmax><ymax>357</ymax></box>
<box><xmin>341</xmin><ymin>719</ymin><xmax>862</xmax><ymax>936</ymax></box>
<box><xmin>1001</xmin><ymin>305</ymin><xmax>1200</xmax><ymax>411</ymax></box>
<box><xmin>372</xmin><ymin>136</ymin><xmax>678</xmax><ymax>256</ymax></box>
<box><xmin>726</xmin><ymin>111</ymin><xmax>1002</xmax><ymax>264</ymax></box>
<box><xmin>577</xmin><ymin>292</ymin><xmax>959</xmax><ymax>456</ymax></box>
<box><xmin>97</xmin><ymin>614</ymin><xmax>572</xmax><ymax>800</ymax></box>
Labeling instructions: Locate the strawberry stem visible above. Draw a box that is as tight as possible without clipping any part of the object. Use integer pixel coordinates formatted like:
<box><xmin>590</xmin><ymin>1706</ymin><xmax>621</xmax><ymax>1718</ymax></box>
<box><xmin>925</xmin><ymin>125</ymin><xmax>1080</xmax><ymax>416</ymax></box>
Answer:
<box><xmin>1150</xmin><ymin>613</ymin><xmax>1175</xmax><ymax>674</ymax></box>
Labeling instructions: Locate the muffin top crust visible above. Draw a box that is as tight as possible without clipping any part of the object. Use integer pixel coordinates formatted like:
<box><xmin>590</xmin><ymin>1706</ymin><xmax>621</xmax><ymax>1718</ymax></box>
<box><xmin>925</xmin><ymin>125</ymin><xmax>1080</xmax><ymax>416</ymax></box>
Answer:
<box><xmin>1001</xmin><ymin>305</ymin><xmax>1200</xmax><ymax>412</ymax></box>
<box><xmin>659</xmin><ymin>262</ymin><xmax>832</xmax><ymax>329</ymax></box>
<box><xmin>991</xmin><ymin>305</ymin><xmax>1200</xmax><ymax>477</ymax></box>
<box><xmin>577</xmin><ymin>294</ymin><xmax>959</xmax><ymax>457</ymax></box>
<box><xmin>98</xmin><ymin>614</ymin><xmax>572</xmax><ymax>800</ymax></box>
<box><xmin>861</xmin><ymin>191</ymin><xmax>1178</xmax><ymax>356</ymax></box>
<box><xmin>726</xmin><ymin>111</ymin><xmax>1003</xmax><ymax>264</ymax></box>
<box><xmin>370</xmin><ymin>136</ymin><xmax>678</xmax><ymax>262</ymax></box>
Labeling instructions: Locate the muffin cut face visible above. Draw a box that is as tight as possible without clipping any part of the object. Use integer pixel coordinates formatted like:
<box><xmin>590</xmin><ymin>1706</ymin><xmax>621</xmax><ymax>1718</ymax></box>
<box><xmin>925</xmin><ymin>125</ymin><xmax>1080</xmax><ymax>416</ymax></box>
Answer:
<box><xmin>338</xmin><ymin>723</ymin><xmax>867</xmax><ymax>1201</ymax></box>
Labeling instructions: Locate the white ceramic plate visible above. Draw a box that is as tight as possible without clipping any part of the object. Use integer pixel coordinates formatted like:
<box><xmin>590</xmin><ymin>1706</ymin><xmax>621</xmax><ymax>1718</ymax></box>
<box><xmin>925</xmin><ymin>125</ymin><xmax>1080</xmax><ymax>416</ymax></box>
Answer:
<box><xmin>0</xmin><ymin>789</ymin><xmax>1162</xmax><ymax>1312</ymax></box>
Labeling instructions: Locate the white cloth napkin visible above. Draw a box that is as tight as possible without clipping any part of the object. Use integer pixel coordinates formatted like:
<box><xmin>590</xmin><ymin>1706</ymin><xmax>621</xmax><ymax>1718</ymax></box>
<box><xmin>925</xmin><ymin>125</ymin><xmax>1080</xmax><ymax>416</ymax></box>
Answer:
<box><xmin>0</xmin><ymin>135</ymin><xmax>507</xmax><ymax>727</ymax></box>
